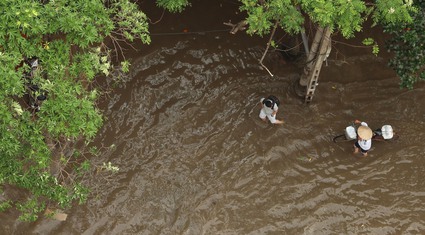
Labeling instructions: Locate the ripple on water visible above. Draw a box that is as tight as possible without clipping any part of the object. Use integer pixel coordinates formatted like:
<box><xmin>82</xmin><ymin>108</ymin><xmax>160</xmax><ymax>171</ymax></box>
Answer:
<box><xmin>13</xmin><ymin>30</ymin><xmax>425</xmax><ymax>235</ymax></box>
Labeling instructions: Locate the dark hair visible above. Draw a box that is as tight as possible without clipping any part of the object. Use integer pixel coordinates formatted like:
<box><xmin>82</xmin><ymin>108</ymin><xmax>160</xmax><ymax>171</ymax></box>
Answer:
<box><xmin>262</xmin><ymin>95</ymin><xmax>280</xmax><ymax>109</ymax></box>
<box><xmin>264</xmin><ymin>99</ymin><xmax>273</xmax><ymax>108</ymax></box>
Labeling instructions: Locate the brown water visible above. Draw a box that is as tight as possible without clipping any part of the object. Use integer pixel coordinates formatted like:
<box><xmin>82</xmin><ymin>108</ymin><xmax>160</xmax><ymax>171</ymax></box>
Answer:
<box><xmin>2</xmin><ymin>1</ymin><xmax>425</xmax><ymax>234</ymax></box>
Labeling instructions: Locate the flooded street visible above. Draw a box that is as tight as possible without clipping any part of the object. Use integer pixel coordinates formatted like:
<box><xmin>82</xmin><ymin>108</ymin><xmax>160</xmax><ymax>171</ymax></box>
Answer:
<box><xmin>2</xmin><ymin>1</ymin><xmax>425</xmax><ymax>234</ymax></box>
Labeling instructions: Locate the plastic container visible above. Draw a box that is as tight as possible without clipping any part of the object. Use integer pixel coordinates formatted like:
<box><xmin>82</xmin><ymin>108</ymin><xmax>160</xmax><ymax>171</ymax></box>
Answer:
<box><xmin>381</xmin><ymin>125</ymin><xmax>394</xmax><ymax>139</ymax></box>
<box><xmin>345</xmin><ymin>126</ymin><xmax>357</xmax><ymax>140</ymax></box>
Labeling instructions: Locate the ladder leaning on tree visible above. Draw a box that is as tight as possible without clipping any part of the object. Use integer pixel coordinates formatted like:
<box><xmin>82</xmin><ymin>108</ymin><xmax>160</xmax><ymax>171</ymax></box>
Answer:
<box><xmin>301</xmin><ymin>26</ymin><xmax>332</xmax><ymax>103</ymax></box>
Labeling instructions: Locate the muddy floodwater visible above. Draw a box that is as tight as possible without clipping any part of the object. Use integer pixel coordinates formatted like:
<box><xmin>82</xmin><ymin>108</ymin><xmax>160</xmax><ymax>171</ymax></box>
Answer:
<box><xmin>2</xmin><ymin>1</ymin><xmax>425</xmax><ymax>234</ymax></box>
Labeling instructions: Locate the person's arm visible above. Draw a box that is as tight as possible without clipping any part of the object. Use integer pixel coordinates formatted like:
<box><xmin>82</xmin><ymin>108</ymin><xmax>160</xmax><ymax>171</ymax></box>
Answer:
<box><xmin>354</xmin><ymin>120</ymin><xmax>362</xmax><ymax>140</ymax></box>
<box><xmin>272</xmin><ymin>105</ymin><xmax>278</xmax><ymax>116</ymax></box>
<box><xmin>259</xmin><ymin>101</ymin><xmax>263</xmax><ymax>107</ymax></box>
<box><xmin>272</xmin><ymin>106</ymin><xmax>283</xmax><ymax>124</ymax></box>
<box><xmin>274</xmin><ymin>119</ymin><xmax>284</xmax><ymax>124</ymax></box>
<box><xmin>354</xmin><ymin>119</ymin><xmax>368</xmax><ymax>126</ymax></box>
<box><xmin>259</xmin><ymin>98</ymin><xmax>265</xmax><ymax>108</ymax></box>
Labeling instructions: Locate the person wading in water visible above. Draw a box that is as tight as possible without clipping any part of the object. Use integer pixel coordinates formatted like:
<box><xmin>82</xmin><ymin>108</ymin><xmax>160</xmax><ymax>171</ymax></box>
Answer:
<box><xmin>353</xmin><ymin>119</ymin><xmax>373</xmax><ymax>157</ymax></box>
<box><xmin>259</xmin><ymin>95</ymin><xmax>284</xmax><ymax>125</ymax></box>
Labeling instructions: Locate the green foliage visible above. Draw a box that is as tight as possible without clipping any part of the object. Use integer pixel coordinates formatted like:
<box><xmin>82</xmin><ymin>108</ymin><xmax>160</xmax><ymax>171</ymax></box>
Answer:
<box><xmin>372</xmin><ymin>0</ymin><xmax>415</xmax><ymax>26</ymax></box>
<box><xmin>44</xmin><ymin>0</ymin><xmax>113</xmax><ymax>48</ymax></box>
<box><xmin>156</xmin><ymin>0</ymin><xmax>190</xmax><ymax>13</ymax></box>
<box><xmin>16</xmin><ymin>198</ymin><xmax>45</xmax><ymax>222</ymax></box>
<box><xmin>110</xmin><ymin>0</ymin><xmax>151</xmax><ymax>44</ymax></box>
<box><xmin>0</xmin><ymin>200</ymin><xmax>13</xmax><ymax>212</ymax></box>
<box><xmin>372</xmin><ymin>44</ymin><xmax>380</xmax><ymax>55</ymax></box>
<box><xmin>121</xmin><ymin>60</ymin><xmax>131</xmax><ymax>73</ymax></box>
<box><xmin>238</xmin><ymin>0</ymin><xmax>416</xmax><ymax>89</ymax></box>
<box><xmin>238</xmin><ymin>0</ymin><xmax>414</xmax><ymax>38</ymax></box>
<box><xmin>0</xmin><ymin>0</ymin><xmax>165</xmax><ymax>221</ymax></box>
<box><xmin>385</xmin><ymin>1</ymin><xmax>425</xmax><ymax>89</ymax></box>
<box><xmin>37</xmin><ymin>79</ymin><xmax>103</xmax><ymax>139</ymax></box>
<box><xmin>362</xmin><ymin>38</ymin><xmax>379</xmax><ymax>56</ymax></box>
<box><xmin>101</xmin><ymin>162</ymin><xmax>120</xmax><ymax>173</ymax></box>
<box><xmin>0</xmin><ymin>52</ymin><xmax>25</xmax><ymax>98</ymax></box>
<box><xmin>240</xmin><ymin>0</ymin><xmax>303</xmax><ymax>36</ymax></box>
<box><xmin>300</xmin><ymin>0</ymin><xmax>367</xmax><ymax>37</ymax></box>
<box><xmin>362</xmin><ymin>37</ymin><xmax>374</xmax><ymax>46</ymax></box>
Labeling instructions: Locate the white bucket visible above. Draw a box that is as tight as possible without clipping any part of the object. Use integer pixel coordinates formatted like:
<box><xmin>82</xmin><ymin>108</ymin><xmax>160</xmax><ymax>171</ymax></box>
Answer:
<box><xmin>345</xmin><ymin>126</ymin><xmax>357</xmax><ymax>140</ymax></box>
<box><xmin>381</xmin><ymin>125</ymin><xmax>394</xmax><ymax>139</ymax></box>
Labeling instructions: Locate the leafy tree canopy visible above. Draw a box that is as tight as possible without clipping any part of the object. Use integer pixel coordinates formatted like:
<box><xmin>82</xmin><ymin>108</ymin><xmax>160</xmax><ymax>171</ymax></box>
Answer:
<box><xmin>386</xmin><ymin>1</ymin><xmax>425</xmax><ymax>89</ymax></box>
<box><xmin>239</xmin><ymin>0</ymin><xmax>415</xmax><ymax>38</ymax></box>
<box><xmin>0</xmin><ymin>0</ymin><xmax>187</xmax><ymax>221</ymax></box>
<box><xmin>156</xmin><ymin>0</ymin><xmax>190</xmax><ymax>13</ymax></box>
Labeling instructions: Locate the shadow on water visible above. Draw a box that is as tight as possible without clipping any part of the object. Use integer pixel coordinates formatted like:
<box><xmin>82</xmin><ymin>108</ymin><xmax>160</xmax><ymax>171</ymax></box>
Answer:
<box><xmin>2</xmin><ymin>1</ymin><xmax>425</xmax><ymax>234</ymax></box>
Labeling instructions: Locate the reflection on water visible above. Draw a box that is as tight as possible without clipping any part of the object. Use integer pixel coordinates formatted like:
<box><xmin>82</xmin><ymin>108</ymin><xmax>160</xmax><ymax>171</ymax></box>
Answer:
<box><xmin>2</xmin><ymin>2</ymin><xmax>425</xmax><ymax>235</ymax></box>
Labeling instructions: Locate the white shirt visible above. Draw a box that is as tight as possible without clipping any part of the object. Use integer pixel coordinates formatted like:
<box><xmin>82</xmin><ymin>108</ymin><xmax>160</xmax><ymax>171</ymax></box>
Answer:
<box><xmin>358</xmin><ymin>122</ymin><xmax>372</xmax><ymax>150</ymax></box>
<box><xmin>260</xmin><ymin>98</ymin><xmax>278</xmax><ymax>115</ymax></box>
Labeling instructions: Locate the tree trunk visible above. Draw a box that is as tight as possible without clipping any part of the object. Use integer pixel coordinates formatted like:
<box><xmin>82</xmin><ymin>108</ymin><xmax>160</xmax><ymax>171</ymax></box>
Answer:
<box><xmin>300</xmin><ymin>29</ymin><xmax>309</xmax><ymax>56</ymax></box>
<box><xmin>299</xmin><ymin>26</ymin><xmax>324</xmax><ymax>86</ymax></box>
<box><xmin>304</xmin><ymin>27</ymin><xmax>331</xmax><ymax>103</ymax></box>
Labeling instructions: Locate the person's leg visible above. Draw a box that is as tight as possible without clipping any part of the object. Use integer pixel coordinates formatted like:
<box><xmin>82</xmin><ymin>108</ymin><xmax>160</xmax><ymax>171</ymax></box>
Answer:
<box><xmin>354</xmin><ymin>142</ymin><xmax>360</xmax><ymax>154</ymax></box>
<box><xmin>267</xmin><ymin>114</ymin><xmax>276</xmax><ymax>123</ymax></box>
<box><xmin>361</xmin><ymin>149</ymin><xmax>368</xmax><ymax>157</ymax></box>
<box><xmin>259</xmin><ymin>109</ymin><xmax>267</xmax><ymax>122</ymax></box>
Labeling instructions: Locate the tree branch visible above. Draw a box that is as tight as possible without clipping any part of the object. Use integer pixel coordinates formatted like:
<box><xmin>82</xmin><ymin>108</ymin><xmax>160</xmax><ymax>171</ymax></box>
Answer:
<box><xmin>259</xmin><ymin>21</ymin><xmax>279</xmax><ymax>77</ymax></box>
<box><xmin>223</xmin><ymin>20</ymin><xmax>248</xmax><ymax>34</ymax></box>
